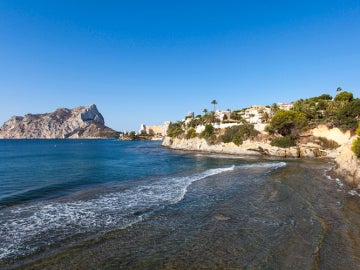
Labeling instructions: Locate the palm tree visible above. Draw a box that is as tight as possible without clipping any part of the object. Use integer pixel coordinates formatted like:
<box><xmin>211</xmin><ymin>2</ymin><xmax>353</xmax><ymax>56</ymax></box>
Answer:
<box><xmin>211</xmin><ymin>100</ymin><xmax>218</xmax><ymax>111</ymax></box>
<box><xmin>336</xmin><ymin>87</ymin><xmax>342</xmax><ymax>92</ymax></box>
<box><xmin>203</xmin><ymin>108</ymin><xmax>208</xmax><ymax>115</ymax></box>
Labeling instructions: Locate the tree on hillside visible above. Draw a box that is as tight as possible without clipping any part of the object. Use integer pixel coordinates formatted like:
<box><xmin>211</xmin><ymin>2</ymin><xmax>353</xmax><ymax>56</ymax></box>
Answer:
<box><xmin>293</xmin><ymin>99</ymin><xmax>318</xmax><ymax>120</ymax></box>
<box><xmin>336</xmin><ymin>99</ymin><xmax>360</xmax><ymax>130</ymax></box>
<box><xmin>334</xmin><ymin>91</ymin><xmax>354</xmax><ymax>102</ymax></box>
<box><xmin>293</xmin><ymin>94</ymin><xmax>334</xmax><ymax>120</ymax></box>
<box><xmin>269</xmin><ymin>110</ymin><xmax>307</xmax><ymax>136</ymax></box>
<box><xmin>167</xmin><ymin>122</ymin><xmax>184</xmax><ymax>138</ymax></box>
<box><xmin>230</xmin><ymin>110</ymin><xmax>243</xmax><ymax>121</ymax></box>
<box><xmin>318</xmin><ymin>94</ymin><xmax>333</xmax><ymax>101</ymax></box>
<box><xmin>336</xmin><ymin>87</ymin><xmax>342</xmax><ymax>92</ymax></box>
<box><xmin>316</xmin><ymin>100</ymin><xmax>328</xmax><ymax>111</ymax></box>
<box><xmin>129</xmin><ymin>131</ymin><xmax>137</xmax><ymax>140</ymax></box>
<box><xmin>201</xmin><ymin>124</ymin><xmax>218</xmax><ymax>144</ymax></box>
<box><xmin>204</xmin><ymin>111</ymin><xmax>216</xmax><ymax>124</ymax></box>
<box><xmin>211</xmin><ymin>100</ymin><xmax>218</xmax><ymax>111</ymax></box>
<box><xmin>220</xmin><ymin>123</ymin><xmax>259</xmax><ymax>146</ymax></box>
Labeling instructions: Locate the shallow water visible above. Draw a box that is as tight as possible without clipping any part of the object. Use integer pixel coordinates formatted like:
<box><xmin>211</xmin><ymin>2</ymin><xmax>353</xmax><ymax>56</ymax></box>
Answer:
<box><xmin>0</xmin><ymin>140</ymin><xmax>360</xmax><ymax>269</ymax></box>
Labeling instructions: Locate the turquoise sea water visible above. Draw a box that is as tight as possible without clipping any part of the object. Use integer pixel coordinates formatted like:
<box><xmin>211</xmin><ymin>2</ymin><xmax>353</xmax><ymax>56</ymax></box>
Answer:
<box><xmin>1</xmin><ymin>139</ymin><xmax>360</xmax><ymax>269</ymax></box>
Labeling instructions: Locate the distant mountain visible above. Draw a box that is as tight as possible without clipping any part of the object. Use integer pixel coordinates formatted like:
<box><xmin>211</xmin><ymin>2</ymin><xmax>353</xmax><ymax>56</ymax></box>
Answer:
<box><xmin>0</xmin><ymin>104</ymin><xmax>119</xmax><ymax>139</ymax></box>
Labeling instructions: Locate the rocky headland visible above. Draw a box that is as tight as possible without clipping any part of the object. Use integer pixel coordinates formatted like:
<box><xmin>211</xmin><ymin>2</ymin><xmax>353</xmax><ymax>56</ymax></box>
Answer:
<box><xmin>0</xmin><ymin>104</ymin><xmax>119</xmax><ymax>139</ymax></box>
<box><xmin>162</xmin><ymin>125</ymin><xmax>360</xmax><ymax>188</ymax></box>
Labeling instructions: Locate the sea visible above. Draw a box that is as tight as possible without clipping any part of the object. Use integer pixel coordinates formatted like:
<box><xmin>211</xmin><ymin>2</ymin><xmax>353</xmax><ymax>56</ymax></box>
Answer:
<box><xmin>0</xmin><ymin>139</ymin><xmax>360</xmax><ymax>269</ymax></box>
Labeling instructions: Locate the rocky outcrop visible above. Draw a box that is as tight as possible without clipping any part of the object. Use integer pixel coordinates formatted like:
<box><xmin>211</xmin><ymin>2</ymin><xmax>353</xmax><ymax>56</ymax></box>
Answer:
<box><xmin>312</xmin><ymin>125</ymin><xmax>360</xmax><ymax>187</ymax></box>
<box><xmin>311</xmin><ymin>125</ymin><xmax>352</xmax><ymax>145</ymax></box>
<box><xmin>0</xmin><ymin>104</ymin><xmax>119</xmax><ymax>139</ymax></box>
<box><xmin>335</xmin><ymin>137</ymin><xmax>360</xmax><ymax>188</ymax></box>
<box><xmin>162</xmin><ymin>136</ymin><xmax>336</xmax><ymax>158</ymax></box>
<box><xmin>163</xmin><ymin>124</ymin><xmax>360</xmax><ymax>187</ymax></box>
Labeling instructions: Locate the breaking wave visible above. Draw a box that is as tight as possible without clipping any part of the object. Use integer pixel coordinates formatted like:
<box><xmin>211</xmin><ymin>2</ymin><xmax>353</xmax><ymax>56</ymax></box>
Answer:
<box><xmin>0</xmin><ymin>161</ymin><xmax>286</xmax><ymax>261</ymax></box>
<box><xmin>0</xmin><ymin>166</ymin><xmax>235</xmax><ymax>260</ymax></box>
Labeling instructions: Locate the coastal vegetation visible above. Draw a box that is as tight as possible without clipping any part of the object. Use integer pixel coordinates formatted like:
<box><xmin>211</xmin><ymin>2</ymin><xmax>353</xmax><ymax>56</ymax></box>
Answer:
<box><xmin>291</xmin><ymin>91</ymin><xmax>359</xmax><ymax>131</ymax></box>
<box><xmin>352</xmin><ymin>124</ymin><xmax>360</xmax><ymax>158</ymax></box>
<box><xmin>211</xmin><ymin>99</ymin><xmax>218</xmax><ymax>111</ymax></box>
<box><xmin>166</xmin><ymin>91</ymin><xmax>359</xmax><ymax>152</ymax></box>
<box><xmin>270</xmin><ymin>136</ymin><xmax>297</xmax><ymax>148</ymax></box>
<box><xmin>267</xmin><ymin>110</ymin><xmax>307</xmax><ymax>136</ymax></box>
<box><xmin>186</xmin><ymin>128</ymin><xmax>196</xmax><ymax>139</ymax></box>
<box><xmin>167</xmin><ymin>122</ymin><xmax>185</xmax><ymax>138</ymax></box>
<box><xmin>220</xmin><ymin>123</ymin><xmax>259</xmax><ymax>146</ymax></box>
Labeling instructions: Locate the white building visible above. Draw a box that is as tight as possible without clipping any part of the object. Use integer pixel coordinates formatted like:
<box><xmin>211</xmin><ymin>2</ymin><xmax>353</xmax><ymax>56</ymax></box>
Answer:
<box><xmin>143</xmin><ymin>121</ymin><xmax>170</xmax><ymax>137</ymax></box>
<box><xmin>277</xmin><ymin>102</ymin><xmax>294</xmax><ymax>111</ymax></box>
<box><xmin>243</xmin><ymin>105</ymin><xmax>271</xmax><ymax>124</ymax></box>
<box><xmin>214</xmin><ymin>110</ymin><xmax>231</xmax><ymax>121</ymax></box>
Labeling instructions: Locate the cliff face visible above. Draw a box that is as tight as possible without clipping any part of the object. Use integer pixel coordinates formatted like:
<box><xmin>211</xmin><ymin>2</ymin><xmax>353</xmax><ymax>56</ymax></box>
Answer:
<box><xmin>335</xmin><ymin>137</ymin><xmax>360</xmax><ymax>188</ymax></box>
<box><xmin>162</xmin><ymin>136</ymin><xmax>336</xmax><ymax>158</ymax></box>
<box><xmin>0</xmin><ymin>104</ymin><xmax>119</xmax><ymax>139</ymax></box>
<box><xmin>162</xmin><ymin>125</ymin><xmax>360</xmax><ymax>187</ymax></box>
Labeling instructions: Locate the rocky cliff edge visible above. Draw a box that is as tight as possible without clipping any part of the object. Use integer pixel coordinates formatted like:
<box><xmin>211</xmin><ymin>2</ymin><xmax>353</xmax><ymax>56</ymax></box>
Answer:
<box><xmin>162</xmin><ymin>125</ymin><xmax>360</xmax><ymax>188</ymax></box>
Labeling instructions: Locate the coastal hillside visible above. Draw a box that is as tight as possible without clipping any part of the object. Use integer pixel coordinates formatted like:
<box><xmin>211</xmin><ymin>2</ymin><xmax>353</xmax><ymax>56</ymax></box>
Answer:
<box><xmin>162</xmin><ymin>91</ymin><xmax>360</xmax><ymax>187</ymax></box>
<box><xmin>0</xmin><ymin>104</ymin><xmax>119</xmax><ymax>139</ymax></box>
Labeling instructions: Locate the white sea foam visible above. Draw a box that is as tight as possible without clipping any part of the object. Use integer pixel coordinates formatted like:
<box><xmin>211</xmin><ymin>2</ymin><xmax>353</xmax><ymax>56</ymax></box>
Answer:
<box><xmin>335</xmin><ymin>178</ymin><xmax>344</xmax><ymax>188</ymax></box>
<box><xmin>323</xmin><ymin>166</ymin><xmax>345</xmax><ymax>189</ymax></box>
<box><xmin>0</xmin><ymin>165</ymin><xmax>236</xmax><ymax>260</ymax></box>
<box><xmin>240</xmin><ymin>162</ymin><xmax>287</xmax><ymax>170</ymax></box>
<box><xmin>348</xmin><ymin>190</ymin><xmax>360</xmax><ymax>197</ymax></box>
<box><xmin>0</xmin><ymin>161</ymin><xmax>287</xmax><ymax>260</ymax></box>
<box><xmin>194</xmin><ymin>153</ymin><xmax>245</xmax><ymax>159</ymax></box>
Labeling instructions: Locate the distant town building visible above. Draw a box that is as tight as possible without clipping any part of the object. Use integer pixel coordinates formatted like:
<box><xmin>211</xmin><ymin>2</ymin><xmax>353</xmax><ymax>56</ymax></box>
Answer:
<box><xmin>242</xmin><ymin>105</ymin><xmax>271</xmax><ymax>124</ymax></box>
<box><xmin>214</xmin><ymin>110</ymin><xmax>231</xmax><ymax>121</ymax></box>
<box><xmin>139</xmin><ymin>124</ymin><xmax>146</xmax><ymax>134</ymax></box>
<box><xmin>143</xmin><ymin>121</ymin><xmax>170</xmax><ymax>137</ymax></box>
<box><xmin>277</xmin><ymin>102</ymin><xmax>294</xmax><ymax>111</ymax></box>
<box><xmin>183</xmin><ymin>112</ymin><xmax>195</xmax><ymax>126</ymax></box>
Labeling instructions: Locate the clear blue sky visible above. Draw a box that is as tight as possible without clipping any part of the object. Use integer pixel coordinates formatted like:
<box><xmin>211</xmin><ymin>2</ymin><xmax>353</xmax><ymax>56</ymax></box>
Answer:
<box><xmin>1</xmin><ymin>1</ymin><xmax>359</xmax><ymax>131</ymax></box>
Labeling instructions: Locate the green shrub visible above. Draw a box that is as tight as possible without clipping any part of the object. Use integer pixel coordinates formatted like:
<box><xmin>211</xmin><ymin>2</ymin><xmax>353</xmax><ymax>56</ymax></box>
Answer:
<box><xmin>129</xmin><ymin>131</ymin><xmax>137</xmax><ymax>140</ymax></box>
<box><xmin>270</xmin><ymin>110</ymin><xmax>307</xmax><ymax>136</ymax></box>
<box><xmin>186</xmin><ymin>128</ymin><xmax>197</xmax><ymax>139</ymax></box>
<box><xmin>187</xmin><ymin>118</ymin><xmax>203</xmax><ymax>128</ymax></box>
<box><xmin>336</xmin><ymin>99</ymin><xmax>360</xmax><ymax>131</ymax></box>
<box><xmin>167</xmin><ymin>122</ymin><xmax>184</xmax><ymax>138</ymax></box>
<box><xmin>200</xmin><ymin>124</ymin><xmax>219</xmax><ymax>144</ymax></box>
<box><xmin>334</xmin><ymin>91</ymin><xmax>354</xmax><ymax>102</ymax></box>
<box><xmin>352</xmin><ymin>123</ymin><xmax>360</xmax><ymax>158</ymax></box>
<box><xmin>220</xmin><ymin>124</ymin><xmax>259</xmax><ymax>146</ymax></box>
<box><xmin>317</xmin><ymin>94</ymin><xmax>333</xmax><ymax>101</ymax></box>
<box><xmin>230</xmin><ymin>111</ymin><xmax>243</xmax><ymax>121</ymax></box>
<box><xmin>270</xmin><ymin>136</ymin><xmax>297</xmax><ymax>148</ymax></box>
<box><xmin>352</xmin><ymin>138</ymin><xmax>360</xmax><ymax>158</ymax></box>
<box><xmin>316</xmin><ymin>137</ymin><xmax>339</xmax><ymax>149</ymax></box>
<box><xmin>201</xmin><ymin>124</ymin><xmax>214</xmax><ymax>138</ymax></box>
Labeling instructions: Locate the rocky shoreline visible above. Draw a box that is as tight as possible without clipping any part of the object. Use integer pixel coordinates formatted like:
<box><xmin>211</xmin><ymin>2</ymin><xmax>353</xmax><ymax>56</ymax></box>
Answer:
<box><xmin>162</xmin><ymin>125</ymin><xmax>360</xmax><ymax>188</ymax></box>
<box><xmin>162</xmin><ymin>136</ymin><xmax>336</xmax><ymax>158</ymax></box>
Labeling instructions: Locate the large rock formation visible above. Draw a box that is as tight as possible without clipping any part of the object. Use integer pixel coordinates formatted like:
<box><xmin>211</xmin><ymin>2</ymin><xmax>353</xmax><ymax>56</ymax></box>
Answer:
<box><xmin>0</xmin><ymin>104</ymin><xmax>119</xmax><ymax>139</ymax></box>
